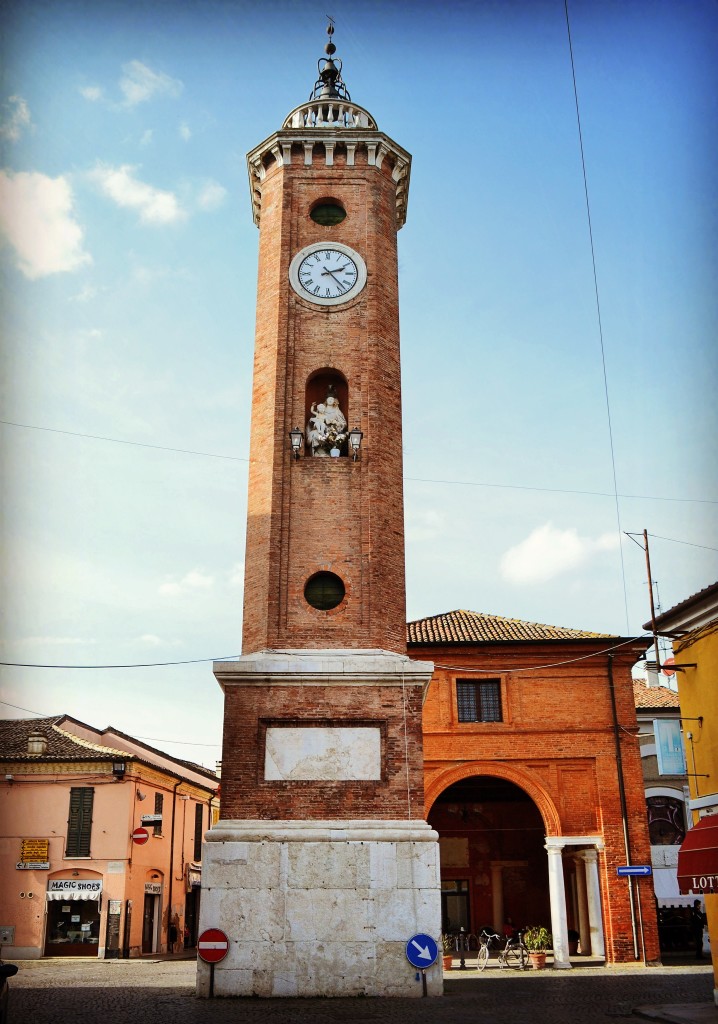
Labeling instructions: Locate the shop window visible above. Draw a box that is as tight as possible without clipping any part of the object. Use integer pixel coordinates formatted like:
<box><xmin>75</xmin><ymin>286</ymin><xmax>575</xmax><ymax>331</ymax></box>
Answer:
<box><xmin>153</xmin><ymin>793</ymin><xmax>163</xmax><ymax>836</ymax></box>
<box><xmin>457</xmin><ymin>679</ymin><xmax>502</xmax><ymax>723</ymax></box>
<box><xmin>66</xmin><ymin>787</ymin><xmax>94</xmax><ymax>857</ymax></box>
<box><xmin>193</xmin><ymin>804</ymin><xmax>204</xmax><ymax>862</ymax></box>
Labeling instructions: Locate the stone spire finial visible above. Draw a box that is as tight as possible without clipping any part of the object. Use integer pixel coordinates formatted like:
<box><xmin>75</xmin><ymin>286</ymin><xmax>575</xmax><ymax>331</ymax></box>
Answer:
<box><xmin>311</xmin><ymin>18</ymin><xmax>351</xmax><ymax>101</ymax></box>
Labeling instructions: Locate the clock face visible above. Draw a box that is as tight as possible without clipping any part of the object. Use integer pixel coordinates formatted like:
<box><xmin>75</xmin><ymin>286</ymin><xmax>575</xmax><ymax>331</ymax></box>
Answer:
<box><xmin>289</xmin><ymin>242</ymin><xmax>367</xmax><ymax>306</ymax></box>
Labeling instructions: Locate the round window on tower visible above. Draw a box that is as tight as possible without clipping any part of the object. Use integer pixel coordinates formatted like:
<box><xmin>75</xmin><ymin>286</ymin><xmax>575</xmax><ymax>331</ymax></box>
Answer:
<box><xmin>310</xmin><ymin>199</ymin><xmax>346</xmax><ymax>226</ymax></box>
<box><xmin>304</xmin><ymin>572</ymin><xmax>346</xmax><ymax>610</ymax></box>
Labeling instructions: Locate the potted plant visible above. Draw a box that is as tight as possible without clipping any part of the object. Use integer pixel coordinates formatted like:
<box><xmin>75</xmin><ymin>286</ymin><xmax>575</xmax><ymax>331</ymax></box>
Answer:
<box><xmin>523</xmin><ymin>926</ymin><xmax>552</xmax><ymax>969</ymax></box>
<box><xmin>441</xmin><ymin>934</ymin><xmax>454</xmax><ymax>970</ymax></box>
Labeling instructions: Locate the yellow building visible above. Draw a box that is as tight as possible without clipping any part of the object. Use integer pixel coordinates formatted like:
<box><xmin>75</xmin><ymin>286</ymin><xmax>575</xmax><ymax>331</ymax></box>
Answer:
<box><xmin>651</xmin><ymin>582</ymin><xmax>718</xmax><ymax>1003</ymax></box>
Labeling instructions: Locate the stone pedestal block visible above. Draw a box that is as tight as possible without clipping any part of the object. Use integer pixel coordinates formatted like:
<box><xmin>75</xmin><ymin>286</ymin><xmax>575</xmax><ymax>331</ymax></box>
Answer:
<box><xmin>196</xmin><ymin>819</ymin><xmax>442</xmax><ymax>997</ymax></box>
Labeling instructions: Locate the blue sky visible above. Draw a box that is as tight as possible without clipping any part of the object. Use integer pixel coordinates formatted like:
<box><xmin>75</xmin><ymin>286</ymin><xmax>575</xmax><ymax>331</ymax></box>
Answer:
<box><xmin>1</xmin><ymin>0</ymin><xmax>716</xmax><ymax>768</ymax></box>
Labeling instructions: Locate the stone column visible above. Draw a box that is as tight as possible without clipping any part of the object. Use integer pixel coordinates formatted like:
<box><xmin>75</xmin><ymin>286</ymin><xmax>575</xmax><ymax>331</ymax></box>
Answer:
<box><xmin>491</xmin><ymin>864</ymin><xmax>503</xmax><ymax>932</ymax></box>
<box><xmin>583</xmin><ymin>847</ymin><xmax>605</xmax><ymax>958</ymax></box>
<box><xmin>574</xmin><ymin>856</ymin><xmax>590</xmax><ymax>954</ymax></box>
<box><xmin>545</xmin><ymin>842</ymin><xmax>571</xmax><ymax>969</ymax></box>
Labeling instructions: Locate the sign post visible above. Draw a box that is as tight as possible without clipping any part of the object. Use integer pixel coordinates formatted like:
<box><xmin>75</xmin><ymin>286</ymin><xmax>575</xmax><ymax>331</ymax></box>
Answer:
<box><xmin>197</xmin><ymin>927</ymin><xmax>229</xmax><ymax>998</ymax></box>
<box><xmin>405</xmin><ymin>933</ymin><xmax>439</xmax><ymax>997</ymax></box>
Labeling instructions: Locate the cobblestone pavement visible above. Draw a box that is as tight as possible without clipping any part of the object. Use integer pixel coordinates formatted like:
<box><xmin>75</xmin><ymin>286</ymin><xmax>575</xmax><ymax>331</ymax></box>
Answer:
<box><xmin>8</xmin><ymin>958</ymin><xmax>716</xmax><ymax>1024</ymax></box>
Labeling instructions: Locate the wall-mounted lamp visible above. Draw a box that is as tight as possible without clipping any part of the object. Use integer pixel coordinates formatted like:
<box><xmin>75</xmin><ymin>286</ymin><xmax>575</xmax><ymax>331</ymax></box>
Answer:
<box><xmin>112</xmin><ymin>761</ymin><xmax>126</xmax><ymax>779</ymax></box>
<box><xmin>136</xmin><ymin>790</ymin><xmax>146</xmax><ymax>801</ymax></box>
<box><xmin>72</xmin><ymin>870</ymin><xmax>79</xmax><ymax>877</ymax></box>
<box><xmin>349</xmin><ymin>427</ymin><xmax>363</xmax><ymax>461</ymax></box>
<box><xmin>289</xmin><ymin>426</ymin><xmax>304</xmax><ymax>460</ymax></box>
<box><xmin>5</xmin><ymin>774</ymin><xmax>13</xmax><ymax>783</ymax></box>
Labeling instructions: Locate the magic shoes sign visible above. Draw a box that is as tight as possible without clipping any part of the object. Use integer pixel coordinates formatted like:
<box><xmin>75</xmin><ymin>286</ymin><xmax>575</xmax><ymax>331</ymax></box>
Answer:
<box><xmin>47</xmin><ymin>879</ymin><xmax>103</xmax><ymax>898</ymax></box>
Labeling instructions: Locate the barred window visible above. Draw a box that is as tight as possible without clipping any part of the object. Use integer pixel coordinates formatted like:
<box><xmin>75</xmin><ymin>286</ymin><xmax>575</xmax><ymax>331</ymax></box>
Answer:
<box><xmin>457</xmin><ymin>679</ymin><xmax>502</xmax><ymax>723</ymax></box>
<box><xmin>66</xmin><ymin>787</ymin><xmax>94</xmax><ymax>857</ymax></box>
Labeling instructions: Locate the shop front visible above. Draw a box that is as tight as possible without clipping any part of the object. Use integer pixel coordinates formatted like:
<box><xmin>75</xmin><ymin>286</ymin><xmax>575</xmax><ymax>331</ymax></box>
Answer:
<box><xmin>45</xmin><ymin>877</ymin><xmax>102</xmax><ymax>956</ymax></box>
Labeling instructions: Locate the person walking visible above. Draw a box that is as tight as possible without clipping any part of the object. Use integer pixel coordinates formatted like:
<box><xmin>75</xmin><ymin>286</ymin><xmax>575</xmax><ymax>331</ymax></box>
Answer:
<box><xmin>690</xmin><ymin>899</ymin><xmax>706</xmax><ymax>959</ymax></box>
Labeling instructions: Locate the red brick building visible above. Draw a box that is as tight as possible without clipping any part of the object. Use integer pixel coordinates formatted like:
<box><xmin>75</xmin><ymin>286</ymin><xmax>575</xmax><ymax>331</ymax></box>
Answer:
<box><xmin>410</xmin><ymin>609</ymin><xmax>661</xmax><ymax>965</ymax></box>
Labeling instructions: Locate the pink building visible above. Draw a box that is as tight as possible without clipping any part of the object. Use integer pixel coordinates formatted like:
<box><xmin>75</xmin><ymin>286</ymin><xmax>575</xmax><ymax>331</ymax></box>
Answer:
<box><xmin>0</xmin><ymin>716</ymin><xmax>218</xmax><ymax>959</ymax></box>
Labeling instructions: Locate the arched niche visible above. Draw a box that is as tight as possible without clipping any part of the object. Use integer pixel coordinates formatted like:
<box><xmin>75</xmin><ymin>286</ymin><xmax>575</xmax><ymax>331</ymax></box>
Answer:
<box><xmin>305</xmin><ymin>368</ymin><xmax>349</xmax><ymax>457</ymax></box>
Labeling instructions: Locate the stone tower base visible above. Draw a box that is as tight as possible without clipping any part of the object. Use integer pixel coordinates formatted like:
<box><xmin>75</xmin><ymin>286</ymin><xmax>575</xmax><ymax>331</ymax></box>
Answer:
<box><xmin>196</xmin><ymin>819</ymin><xmax>442</xmax><ymax>997</ymax></box>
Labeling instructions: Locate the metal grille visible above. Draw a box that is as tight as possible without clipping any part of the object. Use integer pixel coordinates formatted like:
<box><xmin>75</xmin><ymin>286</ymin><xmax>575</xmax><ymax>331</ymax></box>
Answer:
<box><xmin>153</xmin><ymin>792</ymin><xmax>163</xmax><ymax>836</ymax></box>
<box><xmin>457</xmin><ymin>680</ymin><xmax>502</xmax><ymax>722</ymax></box>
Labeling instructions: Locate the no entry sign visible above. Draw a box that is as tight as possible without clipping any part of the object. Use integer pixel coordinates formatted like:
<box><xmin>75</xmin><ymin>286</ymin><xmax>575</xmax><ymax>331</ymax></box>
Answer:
<box><xmin>131</xmin><ymin>827</ymin><xmax>149</xmax><ymax>845</ymax></box>
<box><xmin>198</xmin><ymin>928</ymin><xmax>229</xmax><ymax>964</ymax></box>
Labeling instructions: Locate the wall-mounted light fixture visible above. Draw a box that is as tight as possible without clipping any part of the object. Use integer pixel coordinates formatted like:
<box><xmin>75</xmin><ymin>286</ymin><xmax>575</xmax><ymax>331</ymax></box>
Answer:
<box><xmin>289</xmin><ymin>426</ymin><xmax>304</xmax><ymax>460</ymax></box>
<box><xmin>136</xmin><ymin>790</ymin><xmax>146</xmax><ymax>801</ymax></box>
<box><xmin>112</xmin><ymin>761</ymin><xmax>126</xmax><ymax>778</ymax></box>
<box><xmin>349</xmin><ymin>427</ymin><xmax>363</xmax><ymax>461</ymax></box>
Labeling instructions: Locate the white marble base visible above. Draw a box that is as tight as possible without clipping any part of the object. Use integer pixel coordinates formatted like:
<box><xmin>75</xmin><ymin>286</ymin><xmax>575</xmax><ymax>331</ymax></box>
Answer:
<box><xmin>196</xmin><ymin>819</ymin><xmax>443</xmax><ymax>998</ymax></box>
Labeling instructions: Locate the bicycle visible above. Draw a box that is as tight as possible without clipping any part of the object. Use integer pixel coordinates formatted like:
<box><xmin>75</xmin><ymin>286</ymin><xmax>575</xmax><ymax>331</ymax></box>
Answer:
<box><xmin>476</xmin><ymin>928</ymin><xmax>528</xmax><ymax>970</ymax></box>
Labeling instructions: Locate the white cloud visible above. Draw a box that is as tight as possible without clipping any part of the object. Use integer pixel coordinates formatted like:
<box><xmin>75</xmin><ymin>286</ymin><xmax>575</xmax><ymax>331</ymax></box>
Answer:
<box><xmin>139</xmin><ymin>128</ymin><xmax>153</xmax><ymax>147</ymax></box>
<box><xmin>500</xmin><ymin>522</ymin><xmax>619</xmax><ymax>585</ymax></box>
<box><xmin>179</xmin><ymin>121</ymin><xmax>191</xmax><ymax>141</ymax></box>
<box><xmin>0</xmin><ymin>95</ymin><xmax>32</xmax><ymax>142</ymax></box>
<box><xmin>80</xmin><ymin>85</ymin><xmax>103</xmax><ymax>102</ymax></box>
<box><xmin>89</xmin><ymin>163</ymin><xmax>186</xmax><ymax>224</ymax></box>
<box><xmin>159</xmin><ymin>569</ymin><xmax>214</xmax><ymax>597</ymax></box>
<box><xmin>227</xmin><ymin>562</ymin><xmax>244</xmax><ymax>588</ymax></box>
<box><xmin>70</xmin><ymin>282</ymin><xmax>98</xmax><ymax>303</ymax></box>
<box><xmin>0</xmin><ymin>170</ymin><xmax>92</xmax><ymax>279</ymax></box>
<box><xmin>405</xmin><ymin>509</ymin><xmax>445</xmax><ymax>543</ymax></box>
<box><xmin>196</xmin><ymin>180</ymin><xmax>227</xmax><ymax>211</ymax></box>
<box><xmin>119</xmin><ymin>60</ymin><xmax>183</xmax><ymax>107</ymax></box>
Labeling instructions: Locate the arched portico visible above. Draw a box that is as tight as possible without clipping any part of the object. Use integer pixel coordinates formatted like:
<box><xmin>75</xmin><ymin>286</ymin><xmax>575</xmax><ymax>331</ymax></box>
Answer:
<box><xmin>426</xmin><ymin>763</ymin><xmax>605</xmax><ymax>967</ymax></box>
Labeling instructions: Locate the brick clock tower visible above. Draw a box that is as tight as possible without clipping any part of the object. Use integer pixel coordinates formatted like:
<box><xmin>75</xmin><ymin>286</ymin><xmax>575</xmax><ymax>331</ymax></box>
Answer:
<box><xmin>198</xmin><ymin>26</ymin><xmax>441</xmax><ymax>999</ymax></box>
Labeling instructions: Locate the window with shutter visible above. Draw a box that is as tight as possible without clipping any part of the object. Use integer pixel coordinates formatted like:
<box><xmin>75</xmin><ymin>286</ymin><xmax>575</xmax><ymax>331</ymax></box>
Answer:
<box><xmin>154</xmin><ymin>793</ymin><xmax>164</xmax><ymax>836</ymax></box>
<box><xmin>193</xmin><ymin>803</ymin><xmax>204</xmax><ymax>862</ymax></box>
<box><xmin>66</xmin><ymin>787</ymin><xmax>94</xmax><ymax>856</ymax></box>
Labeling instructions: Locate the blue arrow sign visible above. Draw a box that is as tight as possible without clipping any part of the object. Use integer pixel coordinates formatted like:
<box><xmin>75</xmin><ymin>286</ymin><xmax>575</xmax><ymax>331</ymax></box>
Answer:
<box><xmin>405</xmin><ymin>933</ymin><xmax>438</xmax><ymax>969</ymax></box>
<box><xmin>617</xmin><ymin>865</ymin><xmax>652</xmax><ymax>877</ymax></box>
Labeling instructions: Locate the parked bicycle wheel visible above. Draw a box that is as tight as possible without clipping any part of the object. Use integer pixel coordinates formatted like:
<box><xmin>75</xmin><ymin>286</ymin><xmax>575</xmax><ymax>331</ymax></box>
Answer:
<box><xmin>477</xmin><ymin>944</ymin><xmax>489</xmax><ymax>971</ymax></box>
<box><xmin>504</xmin><ymin>943</ymin><xmax>527</xmax><ymax>969</ymax></box>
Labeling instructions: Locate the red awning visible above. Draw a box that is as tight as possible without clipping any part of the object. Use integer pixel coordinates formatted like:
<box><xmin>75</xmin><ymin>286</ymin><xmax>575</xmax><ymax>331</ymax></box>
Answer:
<box><xmin>677</xmin><ymin>813</ymin><xmax>718</xmax><ymax>894</ymax></box>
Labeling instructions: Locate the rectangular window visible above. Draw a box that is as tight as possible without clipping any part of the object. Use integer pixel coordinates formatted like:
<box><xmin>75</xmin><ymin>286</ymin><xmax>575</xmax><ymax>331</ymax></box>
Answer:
<box><xmin>66</xmin><ymin>787</ymin><xmax>94</xmax><ymax>857</ymax></box>
<box><xmin>456</xmin><ymin>679</ymin><xmax>502</xmax><ymax>722</ymax></box>
<box><xmin>193</xmin><ymin>803</ymin><xmax>204</xmax><ymax>862</ymax></box>
<box><xmin>153</xmin><ymin>793</ymin><xmax>164</xmax><ymax>836</ymax></box>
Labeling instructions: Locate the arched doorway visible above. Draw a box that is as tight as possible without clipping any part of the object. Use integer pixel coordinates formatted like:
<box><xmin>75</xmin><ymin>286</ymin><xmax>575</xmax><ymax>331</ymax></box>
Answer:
<box><xmin>427</xmin><ymin>775</ymin><xmax>550</xmax><ymax>936</ymax></box>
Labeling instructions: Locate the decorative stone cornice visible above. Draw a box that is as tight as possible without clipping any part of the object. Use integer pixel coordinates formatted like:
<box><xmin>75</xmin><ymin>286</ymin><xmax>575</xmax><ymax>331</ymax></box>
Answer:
<box><xmin>214</xmin><ymin>648</ymin><xmax>433</xmax><ymax>688</ymax></box>
<box><xmin>206</xmin><ymin>819</ymin><xmax>439</xmax><ymax>844</ymax></box>
<box><xmin>247</xmin><ymin>129</ymin><xmax>411</xmax><ymax>229</ymax></box>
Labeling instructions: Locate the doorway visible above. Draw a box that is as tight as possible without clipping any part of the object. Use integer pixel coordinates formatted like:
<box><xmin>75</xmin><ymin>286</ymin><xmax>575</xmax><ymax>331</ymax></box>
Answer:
<box><xmin>141</xmin><ymin>893</ymin><xmax>160</xmax><ymax>954</ymax></box>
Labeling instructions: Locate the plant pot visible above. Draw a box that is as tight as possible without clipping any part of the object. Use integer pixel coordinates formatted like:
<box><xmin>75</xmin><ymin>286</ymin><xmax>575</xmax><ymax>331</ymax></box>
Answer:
<box><xmin>442</xmin><ymin>955</ymin><xmax>453</xmax><ymax>970</ymax></box>
<box><xmin>528</xmin><ymin>951</ymin><xmax>547</xmax><ymax>970</ymax></box>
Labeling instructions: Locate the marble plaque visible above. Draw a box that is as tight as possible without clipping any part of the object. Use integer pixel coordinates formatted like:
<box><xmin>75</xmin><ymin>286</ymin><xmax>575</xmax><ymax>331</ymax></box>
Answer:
<box><xmin>264</xmin><ymin>726</ymin><xmax>381</xmax><ymax>780</ymax></box>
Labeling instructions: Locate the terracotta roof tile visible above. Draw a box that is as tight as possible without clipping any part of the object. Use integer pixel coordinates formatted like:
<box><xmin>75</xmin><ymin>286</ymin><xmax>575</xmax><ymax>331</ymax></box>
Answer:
<box><xmin>632</xmin><ymin>681</ymin><xmax>680</xmax><ymax>710</ymax></box>
<box><xmin>406</xmin><ymin>609</ymin><xmax>616</xmax><ymax>645</ymax></box>
<box><xmin>0</xmin><ymin>716</ymin><xmax>116</xmax><ymax>760</ymax></box>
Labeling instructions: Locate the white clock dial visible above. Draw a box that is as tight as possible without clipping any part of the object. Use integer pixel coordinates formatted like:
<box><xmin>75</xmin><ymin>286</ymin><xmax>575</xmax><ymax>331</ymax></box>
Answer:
<box><xmin>289</xmin><ymin>242</ymin><xmax>367</xmax><ymax>306</ymax></box>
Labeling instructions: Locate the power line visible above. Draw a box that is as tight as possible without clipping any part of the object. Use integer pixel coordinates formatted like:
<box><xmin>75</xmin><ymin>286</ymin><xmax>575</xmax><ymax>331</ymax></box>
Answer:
<box><xmin>3</xmin><ymin>419</ymin><xmax>715</xmax><ymax>504</ymax></box>
<box><xmin>1</xmin><ymin>635</ymin><xmax>650</xmax><ymax>675</ymax></box>
<box><xmin>0</xmin><ymin>419</ymin><xmax>249</xmax><ymax>463</ymax></box>
<box><xmin>648</xmin><ymin>534</ymin><xmax>718</xmax><ymax>554</ymax></box>
<box><xmin>0</xmin><ymin>654</ymin><xmax>241</xmax><ymax>669</ymax></box>
<box><xmin>564</xmin><ymin>0</ymin><xmax>630</xmax><ymax>633</ymax></box>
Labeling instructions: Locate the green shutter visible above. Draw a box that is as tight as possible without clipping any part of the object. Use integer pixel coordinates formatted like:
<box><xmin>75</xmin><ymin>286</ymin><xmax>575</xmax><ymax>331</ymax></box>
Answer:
<box><xmin>66</xmin><ymin>787</ymin><xmax>94</xmax><ymax>856</ymax></box>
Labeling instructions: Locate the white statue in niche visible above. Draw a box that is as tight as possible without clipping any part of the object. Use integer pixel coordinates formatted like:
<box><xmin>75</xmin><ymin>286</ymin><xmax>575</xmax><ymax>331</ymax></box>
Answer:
<box><xmin>306</xmin><ymin>386</ymin><xmax>347</xmax><ymax>457</ymax></box>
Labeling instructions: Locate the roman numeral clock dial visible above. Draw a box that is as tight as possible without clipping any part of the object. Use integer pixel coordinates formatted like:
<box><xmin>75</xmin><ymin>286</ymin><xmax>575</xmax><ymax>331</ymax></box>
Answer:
<box><xmin>289</xmin><ymin>242</ymin><xmax>367</xmax><ymax>306</ymax></box>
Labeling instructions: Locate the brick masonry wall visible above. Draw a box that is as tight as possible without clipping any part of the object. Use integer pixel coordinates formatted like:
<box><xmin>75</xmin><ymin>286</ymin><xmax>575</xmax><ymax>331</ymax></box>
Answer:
<box><xmin>419</xmin><ymin>639</ymin><xmax>660</xmax><ymax>963</ymax></box>
<box><xmin>242</xmin><ymin>142</ymin><xmax>407</xmax><ymax>655</ymax></box>
<box><xmin>220</xmin><ymin>680</ymin><xmax>425</xmax><ymax>821</ymax></box>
